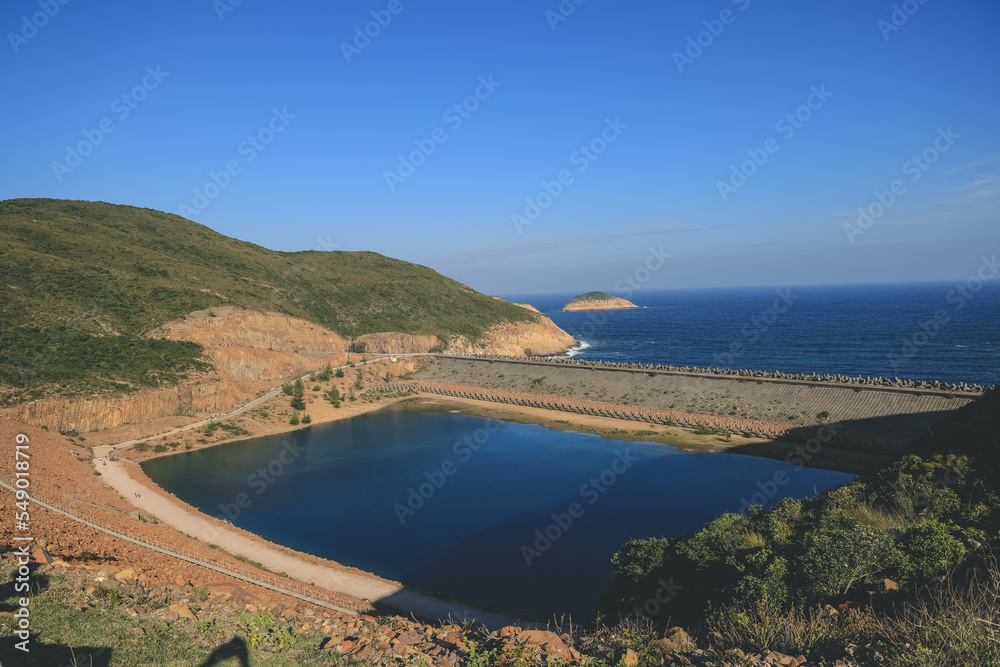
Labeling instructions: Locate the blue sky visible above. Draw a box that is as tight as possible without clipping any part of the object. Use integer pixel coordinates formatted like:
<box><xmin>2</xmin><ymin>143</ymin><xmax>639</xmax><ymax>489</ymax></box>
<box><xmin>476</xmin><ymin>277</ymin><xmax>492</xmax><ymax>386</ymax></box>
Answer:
<box><xmin>2</xmin><ymin>0</ymin><xmax>998</xmax><ymax>295</ymax></box>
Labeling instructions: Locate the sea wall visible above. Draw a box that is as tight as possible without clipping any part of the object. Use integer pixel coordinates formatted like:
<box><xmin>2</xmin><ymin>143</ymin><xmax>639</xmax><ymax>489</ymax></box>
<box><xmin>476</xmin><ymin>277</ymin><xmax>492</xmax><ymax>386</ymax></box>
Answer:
<box><xmin>413</xmin><ymin>357</ymin><xmax>977</xmax><ymax>449</ymax></box>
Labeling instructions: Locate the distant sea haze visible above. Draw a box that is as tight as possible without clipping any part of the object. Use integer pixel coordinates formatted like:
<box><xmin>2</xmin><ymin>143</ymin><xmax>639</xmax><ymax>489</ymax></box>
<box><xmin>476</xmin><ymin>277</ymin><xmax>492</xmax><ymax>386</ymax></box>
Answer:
<box><xmin>504</xmin><ymin>283</ymin><xmax>1000</xmax><ymax>387</ymax></box>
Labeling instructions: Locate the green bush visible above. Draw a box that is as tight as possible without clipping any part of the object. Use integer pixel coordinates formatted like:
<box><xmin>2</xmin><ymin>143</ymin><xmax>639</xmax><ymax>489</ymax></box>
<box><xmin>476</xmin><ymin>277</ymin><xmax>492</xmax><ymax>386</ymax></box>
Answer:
<box><xmin>895</xmin><ymin>521</ymin><xmax>968</xmax><ymax>587</ymax></box>
<box><xmin>289</xmin><ymin>413</ymin><xmax>300</xmax><ymax>425</ymax></box>
<box><xmin>610</xmin><ymin>538</ymin><xmax>670</xmax><ymax>582</ymax></box>
<box><xmin>795</xmin><ymin>517</ymin><xmax>899</xmax><ymax>598</ymax></box>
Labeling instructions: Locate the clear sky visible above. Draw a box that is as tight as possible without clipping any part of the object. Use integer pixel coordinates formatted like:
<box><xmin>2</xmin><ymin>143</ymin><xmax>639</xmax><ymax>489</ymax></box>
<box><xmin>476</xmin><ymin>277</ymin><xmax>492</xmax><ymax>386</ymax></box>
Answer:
<box><xmin>2</xmin><ymin>0</ymin><xmax>998</xmax><ymax>295</ymax></box>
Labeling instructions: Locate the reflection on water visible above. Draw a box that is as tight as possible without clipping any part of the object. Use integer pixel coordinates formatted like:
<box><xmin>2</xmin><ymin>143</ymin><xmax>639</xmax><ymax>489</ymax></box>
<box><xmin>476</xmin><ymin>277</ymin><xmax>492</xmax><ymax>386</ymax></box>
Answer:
<box><xmin>143</xmin><ymin>402</ymin><xmax>854</xmax><ymax>620</ymax></box>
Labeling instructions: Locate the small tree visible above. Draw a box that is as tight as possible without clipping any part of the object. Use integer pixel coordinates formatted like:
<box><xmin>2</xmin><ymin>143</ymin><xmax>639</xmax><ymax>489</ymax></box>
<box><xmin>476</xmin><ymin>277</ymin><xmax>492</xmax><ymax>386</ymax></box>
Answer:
<box><xmin>301</xmin><ymin>414</ymin><xmax>312</xmax><ymax>424</ymax></box>
<box><xmin>289</xmin><ymin>413</ymin><xmax>300</xmax><ymax>425</ymax></box>
<box><xmin>325</xmin><ymin>387</ymin><xmax>341</xmax><ymax>408</ymax></box>
<box><xmin>290</xmin><ymin>378</ymin><xmax>306</xmax><ymax>410</ymax></box>
<box><xmin>354</xmin><ymin>370</ymin><xmax>364</xmax><ymax>390</ymax></box>
<box><xmin>336</xmin><ymin>368</ymin><xmax>345</xmax><ymax>378</ymax></box>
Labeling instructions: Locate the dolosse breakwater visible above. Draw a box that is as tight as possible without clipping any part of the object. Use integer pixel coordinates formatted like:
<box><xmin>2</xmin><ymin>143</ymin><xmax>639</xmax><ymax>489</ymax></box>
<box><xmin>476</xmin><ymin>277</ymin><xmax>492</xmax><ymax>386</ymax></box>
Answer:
<box><xmin>401</xmin><ymin>355</ymin><xmax>984</xmax><ymax>449</ymax></box>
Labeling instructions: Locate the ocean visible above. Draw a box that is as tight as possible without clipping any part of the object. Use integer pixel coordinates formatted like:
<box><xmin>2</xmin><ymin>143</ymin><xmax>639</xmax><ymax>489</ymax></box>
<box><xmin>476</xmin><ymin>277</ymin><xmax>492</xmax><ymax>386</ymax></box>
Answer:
<box><xmin>502</xmin><ymin>283</ymin><xmax>1000</xmax><ymax>387</ymax></box>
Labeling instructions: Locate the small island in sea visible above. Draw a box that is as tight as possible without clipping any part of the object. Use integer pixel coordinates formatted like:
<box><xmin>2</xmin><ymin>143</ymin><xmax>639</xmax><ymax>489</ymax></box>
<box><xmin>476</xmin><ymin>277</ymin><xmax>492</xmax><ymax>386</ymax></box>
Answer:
<box><xmin>563</xmin><ymin>291</ymin><xmax>639</xmax><ymax>312</ymax></box>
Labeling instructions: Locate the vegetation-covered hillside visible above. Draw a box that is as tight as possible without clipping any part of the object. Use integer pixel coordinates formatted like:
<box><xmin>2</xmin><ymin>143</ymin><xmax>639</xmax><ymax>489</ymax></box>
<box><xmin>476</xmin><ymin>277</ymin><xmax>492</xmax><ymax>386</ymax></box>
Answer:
<box><xmin>601</xmin><ymin>388</ymin><xmax>999</xmax><ymax>665</ymax></box>
<box><xmin>0</xmin><ymin>198</ymin><xmax>536</xmax><ymax>397</ymax></box>
<box><xmin>566</xmin><ymin>291</ymin><xmax>616</xmax><ymax>304</ymax></box>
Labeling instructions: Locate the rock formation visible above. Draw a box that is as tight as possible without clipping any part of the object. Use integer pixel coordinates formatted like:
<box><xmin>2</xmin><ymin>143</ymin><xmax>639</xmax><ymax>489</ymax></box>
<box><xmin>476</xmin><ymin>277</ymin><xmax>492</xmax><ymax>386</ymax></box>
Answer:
<box><xmin>563</xmin><ymin>291</ymin><xmax>638</xmax><ymax>311</ymax></box>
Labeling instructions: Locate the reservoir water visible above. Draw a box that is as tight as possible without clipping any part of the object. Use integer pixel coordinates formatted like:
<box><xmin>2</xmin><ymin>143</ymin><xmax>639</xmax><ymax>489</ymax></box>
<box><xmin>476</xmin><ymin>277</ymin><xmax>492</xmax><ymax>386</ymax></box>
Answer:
<box><xmin>143</xmin><ymin>402</ymin><xmax>854</xmax><ymax>620</ymax></box>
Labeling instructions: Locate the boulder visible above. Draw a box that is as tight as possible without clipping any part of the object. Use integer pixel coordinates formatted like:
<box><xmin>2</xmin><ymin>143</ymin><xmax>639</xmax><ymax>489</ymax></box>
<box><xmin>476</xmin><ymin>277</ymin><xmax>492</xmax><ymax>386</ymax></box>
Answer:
<box><xmin>115</xmin><ymin>567</ymin><xmax>137</xmax><ymax>583</ymax></box>
<box><xmin>519</xmin><ymin>630</ymin><xmax>573</xmax><ymax>661</ymax></box>
<box><xmin>168</xmin><ymin>603</ymin><xmax>197</xmax><ymax>621</ymax></box>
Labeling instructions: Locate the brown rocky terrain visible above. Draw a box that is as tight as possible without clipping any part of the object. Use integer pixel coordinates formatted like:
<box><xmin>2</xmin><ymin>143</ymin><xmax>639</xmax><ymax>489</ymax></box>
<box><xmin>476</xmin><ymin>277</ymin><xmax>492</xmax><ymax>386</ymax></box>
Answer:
<box><xmin>0</xmin><ymin>306</ymin><xmax>576</xmax><ymax>434</ymax></box>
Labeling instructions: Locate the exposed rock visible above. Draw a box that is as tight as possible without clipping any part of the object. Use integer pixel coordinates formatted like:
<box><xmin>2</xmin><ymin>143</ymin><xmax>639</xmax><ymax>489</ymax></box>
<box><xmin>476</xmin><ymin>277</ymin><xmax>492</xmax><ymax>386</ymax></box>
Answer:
<box><xmin>563</xmin><ymin>292</ymin><xmax>639</xmax><ymax>312</ymax></box>
<box><xmin>518</xmin><ymin>630</ymin><xmax>573</xmax><ymax>661</ymax></box>
<box><xmin>168</xmin><ymin>603</ymin><xmax>197</xmax><ymax>621</ymax></box>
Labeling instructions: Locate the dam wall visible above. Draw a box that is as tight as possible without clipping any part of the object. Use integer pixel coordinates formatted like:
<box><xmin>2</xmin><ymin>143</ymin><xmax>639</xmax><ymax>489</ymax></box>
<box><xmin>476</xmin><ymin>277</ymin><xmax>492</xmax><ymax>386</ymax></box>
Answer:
<box><xmin>411</xmin><ymin>357</ymin><xmax>978</xmax><ymax>449</ymax></box>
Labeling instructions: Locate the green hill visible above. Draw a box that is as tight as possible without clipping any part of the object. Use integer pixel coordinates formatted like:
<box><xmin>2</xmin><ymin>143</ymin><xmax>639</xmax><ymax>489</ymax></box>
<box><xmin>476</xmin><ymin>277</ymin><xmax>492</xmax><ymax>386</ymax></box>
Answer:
<box><xmin>566</xmin><ymin>291</ymin><xmax>615</xmax><ymax>304</ymax></box>
<box><xmin>0</xmin><ymin>198</ymin><xmax>537</xmax><ymax>398</ymax></box>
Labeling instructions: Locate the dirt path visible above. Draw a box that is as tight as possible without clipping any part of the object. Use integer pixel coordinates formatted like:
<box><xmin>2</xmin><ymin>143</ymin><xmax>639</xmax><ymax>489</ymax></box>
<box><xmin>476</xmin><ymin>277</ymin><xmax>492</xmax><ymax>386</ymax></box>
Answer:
<box><xmin>91</xmin><ymin>355</ymin><xmax>526</xmax><ymax>630</ymax></box>
<box><xmin>92</xmin><ymin>453</ymin><xmax>523</xmax><ymax>628</ymax></box>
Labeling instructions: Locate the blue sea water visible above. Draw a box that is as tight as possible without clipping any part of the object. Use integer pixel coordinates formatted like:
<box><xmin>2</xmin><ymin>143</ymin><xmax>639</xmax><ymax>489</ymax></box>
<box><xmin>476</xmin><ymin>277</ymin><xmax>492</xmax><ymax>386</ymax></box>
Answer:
<box><xmin>503</xmin><ymin>283</ymin><xmax>1000</xmax><ymax>386</ymax></box>
<box><xmin>142</xmin><ymin>404</ymin><xmax>853</xmax><ymax>621</ymax></box>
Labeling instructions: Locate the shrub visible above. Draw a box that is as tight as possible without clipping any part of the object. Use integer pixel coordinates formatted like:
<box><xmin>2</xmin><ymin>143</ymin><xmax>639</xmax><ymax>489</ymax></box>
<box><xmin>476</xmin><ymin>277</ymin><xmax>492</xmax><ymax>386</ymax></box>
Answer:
<box><xmin>610</xmin><ymin>538</ymin><xmax>671</xmax><ymax>582</ymax></box>
<box><xmin>676</xmin><ymin>514</ymin><xmax>746</xmax><ymax>569</ymax></box>
<box><xmin>795</xmin><ymin>517</ymin><xmax>899</xmax><ymax>598</ymax></box>
<box><xmin>301</xmin><ymin>414</ymin><xmax>312</xmax><ymax>424</ymax></box>
<box><xmin>896</xmin><ymin>521</ymin><xmax>968</xmax><ymax>587</ymax></box>
<box><xmin>335</xmin><ymin>367</ymin><xmax>345</xmax><ymax>378</ymax></box>
<box><xmin>289</xmin><ymin>413</ymin><xmax>300</xmax><ymax>425</ymax></box>
<box><xmin>694</xmin><ymin>422</ymin><xmax>715</xmax><ymax>436</ymax></box>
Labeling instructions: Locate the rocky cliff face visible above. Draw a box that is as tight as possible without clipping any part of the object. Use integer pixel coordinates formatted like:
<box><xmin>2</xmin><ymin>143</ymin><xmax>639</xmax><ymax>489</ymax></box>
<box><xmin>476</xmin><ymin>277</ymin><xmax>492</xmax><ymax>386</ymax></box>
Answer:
<box><xmin>1</xmin><ymin>380</ymin><xmax>251</xmax><ymax>434</ymax></box>
<box><xmin>2</xmin><ymin>306</ymin><xmax>577</xmax><ymax>432</ymax></box>
<box><xmin>452</xmin><ymin>319</ymin><xmax>578</xmax><ymax>357</ymax></box>
<box><xmin>353</xmin><ymin>332</ymin><xmax>445</xmax><ymax>354</ymax></box>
